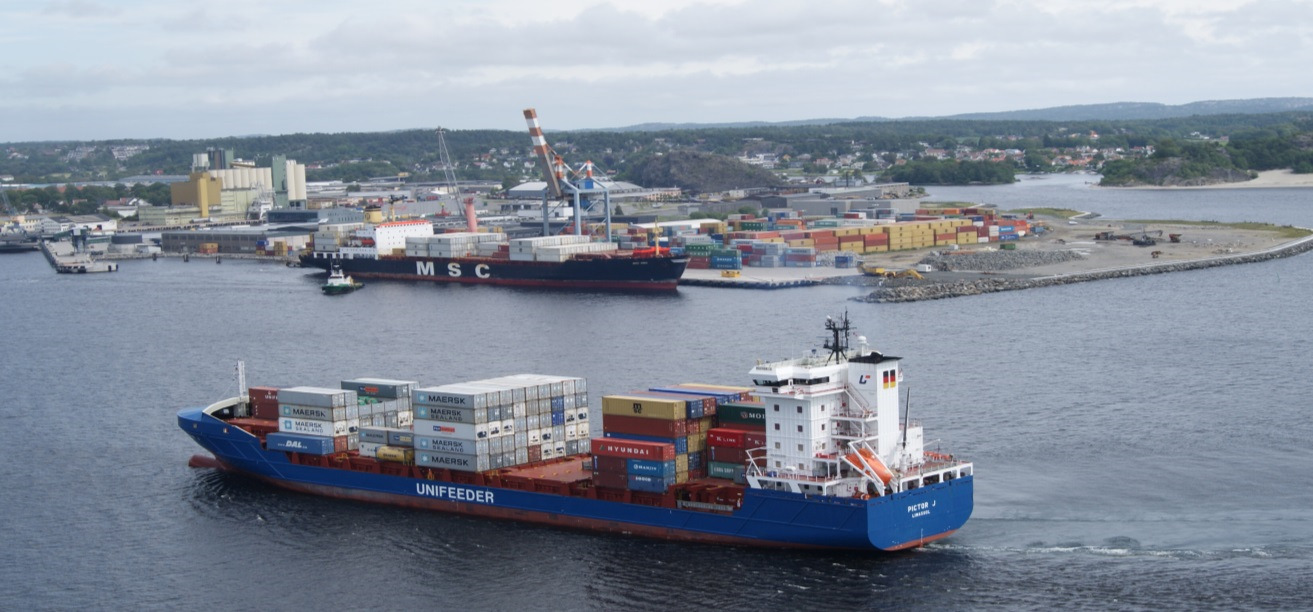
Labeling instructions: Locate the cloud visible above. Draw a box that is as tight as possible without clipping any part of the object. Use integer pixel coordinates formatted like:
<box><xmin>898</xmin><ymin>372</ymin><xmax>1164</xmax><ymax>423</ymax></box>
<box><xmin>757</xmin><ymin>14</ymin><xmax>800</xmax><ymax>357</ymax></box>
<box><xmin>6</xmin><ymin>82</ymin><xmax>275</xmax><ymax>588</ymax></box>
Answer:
<box><xmin>0</xmin><ymin>0</ymin><xmax>1310</xmax><ymax>140</ymax></box>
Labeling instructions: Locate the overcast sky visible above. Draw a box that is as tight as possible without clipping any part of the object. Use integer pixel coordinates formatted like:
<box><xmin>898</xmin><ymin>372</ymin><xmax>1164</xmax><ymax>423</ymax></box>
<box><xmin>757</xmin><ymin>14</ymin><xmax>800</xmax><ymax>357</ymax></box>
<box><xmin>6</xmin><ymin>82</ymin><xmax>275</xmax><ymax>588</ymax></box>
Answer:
<box><xmin>1</xmin><ymin>0</ymin><xmax>1309</xmax><ymax>142</ymax></box>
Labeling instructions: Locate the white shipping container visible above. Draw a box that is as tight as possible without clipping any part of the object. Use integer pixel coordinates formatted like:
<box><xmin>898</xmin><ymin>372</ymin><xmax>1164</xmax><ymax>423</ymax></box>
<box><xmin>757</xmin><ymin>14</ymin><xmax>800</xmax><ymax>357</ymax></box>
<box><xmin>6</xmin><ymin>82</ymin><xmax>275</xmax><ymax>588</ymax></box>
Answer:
<box><xmin>279</xmin><ymin>417</ymin><xmax>349</xmax><ymax>437</ymax></box>
<box><xmin>278</xmin><ymin>386</ymin><xmax>357</xmax><ymax>408</ymax></box>
<box><xmin>416</xmin><ymin>435</ymin><xmax>488</xmax><ymax>455</ymax></box>
<box><xmin>541</xmin><ymin>444</ymin><xmax>556</xmax><ymax>460</ymax></box>
<box><xmin>527</xmin><ymin>428</ymin><xmax>541</xmax><ymax>444</ymax></box>
<box><xmin>416</xmin><ymin>451</ymin><xmax>490</xmax><ymax>472</ymax></box>
<box><xmin>413</xmin><ymin>419</ymin><xmax>486</xmax><ymax>439</ymax></box>
<box><xmin>359</xmin><ymin>442</ymin><xmax>383</xmax><ymax>458</ymax></box>
<box><xmin>501</xmin><ymin>419</ymin><xmax>515</xmax><ymax>436</ymax></box>
<box><xmin>515</xmin><ymin>448</ymin><xmax>529</xmax><ymax>465</ymax></box>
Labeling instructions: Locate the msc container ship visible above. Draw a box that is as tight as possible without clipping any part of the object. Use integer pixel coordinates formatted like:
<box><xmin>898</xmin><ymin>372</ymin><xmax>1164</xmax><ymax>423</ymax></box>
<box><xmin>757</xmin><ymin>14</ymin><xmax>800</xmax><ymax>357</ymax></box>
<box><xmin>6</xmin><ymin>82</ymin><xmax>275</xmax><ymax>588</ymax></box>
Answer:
<box><xmin>300</xmin><ymin>220</ymin><xmax>688</xmax><ymax>291</ymax></box>
<box><xmin>178</xmin><ymin>316</ymin><xmax>973</xmax><ymax>551</ymax></box>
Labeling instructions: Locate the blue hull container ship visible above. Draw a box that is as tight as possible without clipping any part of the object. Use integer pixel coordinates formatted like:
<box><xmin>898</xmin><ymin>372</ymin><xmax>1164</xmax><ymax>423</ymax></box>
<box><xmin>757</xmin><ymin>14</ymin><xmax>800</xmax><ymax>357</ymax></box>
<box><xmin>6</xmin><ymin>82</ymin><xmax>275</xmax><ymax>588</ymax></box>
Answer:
<box><xmin>179</xmin><ymin>317</ymin><xmax>973</xmax><ymax>551</ymax></box>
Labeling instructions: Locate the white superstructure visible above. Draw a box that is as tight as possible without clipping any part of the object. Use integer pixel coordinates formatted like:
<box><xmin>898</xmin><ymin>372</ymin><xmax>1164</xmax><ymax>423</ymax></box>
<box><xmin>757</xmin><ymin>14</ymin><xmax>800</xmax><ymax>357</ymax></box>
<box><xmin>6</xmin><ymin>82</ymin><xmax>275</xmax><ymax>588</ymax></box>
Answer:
<box><xmin>745</xmin><ymin>315</ymin><xmax>971</xmax><ymax>499</ymax></box>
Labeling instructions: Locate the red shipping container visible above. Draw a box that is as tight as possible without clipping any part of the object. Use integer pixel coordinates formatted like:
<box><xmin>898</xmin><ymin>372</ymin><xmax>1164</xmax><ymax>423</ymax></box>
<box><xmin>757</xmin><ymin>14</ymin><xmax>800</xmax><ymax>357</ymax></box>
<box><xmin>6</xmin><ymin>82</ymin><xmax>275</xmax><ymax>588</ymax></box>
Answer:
<box><xmin>707</xmin><ymin>428</ymin><xmax>746</xmax><ymax>448</ymax></box>
<box><xmin>592</xmin><ymin>470</ymin><xmax>629</xmax><ymax>489</ymax></box>
<box><xmin>709</xmin><ymin>446</ymin><xmax>749</xmax><ymax>464</ymax></box>
<box><xmin>249</xmin><ymin>386</ymin><xmax>279</xmax><ymax>403</ymax></box>
<box><xmin>603</xmin><ymin>413</ymin><xmax>688</xmax><ymax>437</ymax></box>
<box><xmin>591</xmin><ymin>438</ymin><xmax>676</xmax><ymax>461</ymax></box>
<box><xmin>744</xmin><ymin>431</ymin><xmax>767</xmax><ymax>448</ymax></box>
<box><xmin>592</xmin><ymin>455</ymin><xmax>629</xmax><ymax>474</ymax></box>
<box><xmin>527</xmin><ymin>445</ymin><xmax>542</xmax><ymax>463</ymax></box>
<box><xmin>685</xmin><ymin>418</ymin><xmax>703</xmax><ymax>435</ymax></box>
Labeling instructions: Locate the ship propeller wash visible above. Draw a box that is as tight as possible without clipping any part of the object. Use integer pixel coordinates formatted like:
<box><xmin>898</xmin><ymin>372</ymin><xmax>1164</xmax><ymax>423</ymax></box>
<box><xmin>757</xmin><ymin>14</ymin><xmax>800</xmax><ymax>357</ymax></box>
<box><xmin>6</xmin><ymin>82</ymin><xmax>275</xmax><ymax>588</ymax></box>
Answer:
<box><xmin>179</xmin><ymin>315</ymin><xmax>972</xmax><ymax>550</ymax></box>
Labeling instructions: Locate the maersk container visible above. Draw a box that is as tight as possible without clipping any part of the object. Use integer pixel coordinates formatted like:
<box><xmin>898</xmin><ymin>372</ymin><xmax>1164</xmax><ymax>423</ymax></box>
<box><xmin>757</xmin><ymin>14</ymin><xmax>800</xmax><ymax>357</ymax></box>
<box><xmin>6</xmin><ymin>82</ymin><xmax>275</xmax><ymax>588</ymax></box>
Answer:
<box><xmin>502</xmin><ymin>419</ymin><xmax>515</xmax><ymax>436</ymax></box>
<box><xmin>574</xmin><ymin>407</ymin><xmax>589</xmax><ymax>422</ymax></box>
<box><xmin>279</xmin><ymin>404</ymin><xmax>357</xmax><ymax>422</ymax></box>
<box><xmin>266</xmin><ymin>432</ymin><xmax>337</xmax><ymax>455</ymax></box>
<box><xmin>628</xmin><ymin>459</ymin><xmax>677</xmax><ymax>477</ymax></box>
<box><xmin>490</xmin><ymin>453</ymin><xmax>505</xmax><ymax>470</ymax></box>
<box><xmin>515</xmin><ymin>447</ymin><xmax>529</xmax><ymax>465</ymax></box>
<box><xmin>489</xmin><ymin>436</ymin><xmax>504</xmax><ymax>455</ymax></box>
<box><xmin>540</xmin><ymin>427</ymin><xmax>553</xmax><ymax>442</ymax></box>
<box><xmin>416</xmin><ymin>435</ymin><xmax>487</xmax><ymax>456</ymax></box>
<box><xmin>413</xmin><ymin>385</ymin><xmax>492</xmax><ymax>409</ymax></box>
<box><xmin>550</xmin><ymin>396</ymin><xmax>565</xmax><ymax>411</ymax></box>
<box><xmin>416</xmin><ymin>451</ymin><xmax>490</xmax><ymax>472</ymax></box>
<box><xmin>340</xmin><ymin>378</ymin><xmax>417</xmax><ymax>400</ymax></box>
<box><xmin>565</xmin><ymin>440</ymin><xmax>579</xmax><ymax>456</ymax></box>
<box><xmin>552</xmin><ymin>425</ymin><xmax>565</xmax><ymax>444</ymax></box>
<box><xmin>415</xmin><ymin>405</ymin><xmax>488</xmax><ymax>424</ymax></box>
<box><xmin>279</xmin><ymin>417</ymin><xmax>349</xmax><ymax>437</ymax></box>
<box><xmin>514</xmin><ymin>431</ymin><xmax>527</xmax><ymax>448</ymax></box>
<box><xmin>359</xmin><ymin>427</ymin><xmax>389</xmax><ymax>444</ymax></box>
<box><xmin>277</xmin><ymin>386</ymin><xmax>357</xmax><ymax>408</ymax></box>
<box><xmin>527</xmin><ymin>414</ymin><xmax>541</xmax><ymax>430</ymax></box>
<box><xmin>513</xmin><ymin>417</ymin><xmax>527</xmax><ymax>434</ymax></box>
<box><xmin>527</xmin><ymin>429</ymin><xmax>541</xmax><ymax>445</ymax></box>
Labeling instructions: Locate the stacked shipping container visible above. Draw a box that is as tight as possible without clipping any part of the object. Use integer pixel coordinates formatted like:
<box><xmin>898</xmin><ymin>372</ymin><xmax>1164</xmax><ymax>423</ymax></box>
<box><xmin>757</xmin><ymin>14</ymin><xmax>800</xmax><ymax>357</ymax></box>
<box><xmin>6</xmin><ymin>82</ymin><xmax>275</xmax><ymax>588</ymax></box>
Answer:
<box><xmin>411</xmin><ymin>375</ymin><xmax>589</xmax><ymax>472</ymax></box>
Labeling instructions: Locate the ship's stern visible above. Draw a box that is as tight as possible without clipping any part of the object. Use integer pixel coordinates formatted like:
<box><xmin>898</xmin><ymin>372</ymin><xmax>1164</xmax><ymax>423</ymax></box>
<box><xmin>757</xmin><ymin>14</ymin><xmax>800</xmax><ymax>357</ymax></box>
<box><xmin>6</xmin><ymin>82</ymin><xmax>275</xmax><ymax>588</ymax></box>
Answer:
<box><xmin>866</xmin><ymin>474</ymin><xmax>974</xmax><ymax>551</ymax></box>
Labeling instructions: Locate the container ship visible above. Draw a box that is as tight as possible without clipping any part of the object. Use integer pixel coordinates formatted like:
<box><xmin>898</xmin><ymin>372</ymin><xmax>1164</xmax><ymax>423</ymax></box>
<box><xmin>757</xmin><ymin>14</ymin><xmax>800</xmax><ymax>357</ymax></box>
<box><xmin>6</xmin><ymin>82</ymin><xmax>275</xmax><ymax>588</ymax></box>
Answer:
<box><xmin>178</xmin><ymin>316</ymin><xmax>973</xmax><ymax>550</ymax></box>
<box><xmin>300</xmin><ymin>221</ymin><xmax>688</xmax><ymax>291</ymax></box>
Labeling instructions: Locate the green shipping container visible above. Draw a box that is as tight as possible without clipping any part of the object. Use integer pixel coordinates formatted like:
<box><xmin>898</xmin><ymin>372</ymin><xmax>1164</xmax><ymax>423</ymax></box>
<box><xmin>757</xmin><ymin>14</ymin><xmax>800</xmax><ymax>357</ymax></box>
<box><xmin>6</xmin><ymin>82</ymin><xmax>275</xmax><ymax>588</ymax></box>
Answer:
<box><xmin>708</xmin><ymin>461</ymin><xmax>746</xmax><ymax>481</ymax></box>
<box><xmin>717</xmin><ymin>403</ymin><xmax>765</xmax><ymax>425</ymax></box>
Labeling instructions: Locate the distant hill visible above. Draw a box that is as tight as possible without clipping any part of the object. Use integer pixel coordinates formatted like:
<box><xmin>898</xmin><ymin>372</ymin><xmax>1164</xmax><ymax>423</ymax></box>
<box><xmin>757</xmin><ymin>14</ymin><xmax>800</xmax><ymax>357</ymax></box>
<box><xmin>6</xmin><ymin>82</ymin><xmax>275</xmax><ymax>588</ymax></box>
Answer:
<box><xmin>604</xmin><ymin>97</ymin><xmax>1313</xmax><ymax>131</ymax></box>
<box><xmin>621</xmin><ymin>151</ymin><xmax>783</xmax><ymax>194</ymax></box>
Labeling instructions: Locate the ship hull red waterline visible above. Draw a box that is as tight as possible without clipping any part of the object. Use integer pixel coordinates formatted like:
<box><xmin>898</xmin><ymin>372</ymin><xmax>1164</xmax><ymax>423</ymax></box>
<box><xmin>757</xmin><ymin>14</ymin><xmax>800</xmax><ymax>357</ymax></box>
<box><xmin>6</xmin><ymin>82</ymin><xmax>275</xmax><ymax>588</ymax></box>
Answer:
<box><xmin>300</xmin><ymin>252</ymin><xmax>690</xmax><ymax>291</ymax></box>
<box><xmin>180</xmin><ymin>406</ymin><xmax>973</xmax><ymax>551</ymax></box>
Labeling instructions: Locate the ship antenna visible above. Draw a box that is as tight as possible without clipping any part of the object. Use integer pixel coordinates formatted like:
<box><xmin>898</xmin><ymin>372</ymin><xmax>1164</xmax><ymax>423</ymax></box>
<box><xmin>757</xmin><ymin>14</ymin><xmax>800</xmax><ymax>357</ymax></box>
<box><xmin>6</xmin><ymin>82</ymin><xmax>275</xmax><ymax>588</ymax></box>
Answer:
<box><xmin>823</xmin><ymin>311</ymin><xmax>852</xmax><ymax>364</ymax></box>
<box><xmin>902</xmin><ymin>386</ymin><xmax>911</xmax><ymax>450</ymax></box>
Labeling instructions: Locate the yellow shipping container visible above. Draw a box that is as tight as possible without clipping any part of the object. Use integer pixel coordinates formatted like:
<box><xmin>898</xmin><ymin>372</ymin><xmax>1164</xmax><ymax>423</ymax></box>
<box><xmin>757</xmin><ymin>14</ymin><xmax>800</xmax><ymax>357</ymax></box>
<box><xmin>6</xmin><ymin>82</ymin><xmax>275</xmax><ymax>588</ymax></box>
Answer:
<box><xmin>869</xmin><ymin>245</ymin><xmax>889</xmax><ymax>252</ymax></box>
<box><xmin>676</xmin><ymin>470</ymin><xmax>689</xmax><ymax>484</ymax></box>
<box><xmin>376</xmin><ymin>446</ymin><xmax>415</xmax><ymax>464</ymax></box>
<box><xmin>676</xmin><ymin>454</ymin><xmax>689</xmax><ymax>472</ymax></box>
<box><xmin>687</xmin><ymin>435</ymin><xmax>706</xmax><ymax>452</ymax></box>
<box><xmin>601</xmin><ymin>395</ymin><xmax>687</xmax><ymax>420</ymax></box>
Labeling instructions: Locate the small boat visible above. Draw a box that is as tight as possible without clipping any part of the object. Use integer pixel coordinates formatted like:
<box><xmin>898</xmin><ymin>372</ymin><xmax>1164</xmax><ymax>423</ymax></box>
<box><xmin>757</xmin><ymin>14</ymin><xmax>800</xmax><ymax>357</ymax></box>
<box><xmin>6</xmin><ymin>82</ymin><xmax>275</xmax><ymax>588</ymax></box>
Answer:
<box><xmin>321</xmin><ymin>266</ymin><xmax>363</xmax><ymax>295</ymax></box>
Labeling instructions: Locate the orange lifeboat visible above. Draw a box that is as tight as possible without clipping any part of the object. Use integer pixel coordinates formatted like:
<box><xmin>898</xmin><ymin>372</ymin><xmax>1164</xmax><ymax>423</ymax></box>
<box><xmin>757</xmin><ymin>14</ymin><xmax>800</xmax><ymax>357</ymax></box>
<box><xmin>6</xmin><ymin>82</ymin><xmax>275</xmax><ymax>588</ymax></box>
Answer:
<box><xmin>845</xmin><ymin>449</ymin><xmax>893</xmax><ymax>484</ymax></box>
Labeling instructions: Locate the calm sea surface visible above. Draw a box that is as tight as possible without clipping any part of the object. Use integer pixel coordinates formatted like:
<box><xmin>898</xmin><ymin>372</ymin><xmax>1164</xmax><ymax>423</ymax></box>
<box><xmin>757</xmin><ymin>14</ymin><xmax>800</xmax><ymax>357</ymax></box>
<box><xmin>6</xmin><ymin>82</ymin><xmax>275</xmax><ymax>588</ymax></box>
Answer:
<box><xmin>2</xmin><ymin>174</ymin><xmax>1311</xmax><ymax>610</ymax></box>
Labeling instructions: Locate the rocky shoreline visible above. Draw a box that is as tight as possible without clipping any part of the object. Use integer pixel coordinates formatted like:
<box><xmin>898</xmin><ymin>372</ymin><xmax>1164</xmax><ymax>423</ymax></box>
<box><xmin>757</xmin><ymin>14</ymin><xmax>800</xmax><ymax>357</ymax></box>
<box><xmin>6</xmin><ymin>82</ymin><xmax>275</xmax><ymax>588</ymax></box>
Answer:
<box><xmin>857</xmin><ymin>235</ymin><xmax>1313</xmax><ymax>303</ymax></box>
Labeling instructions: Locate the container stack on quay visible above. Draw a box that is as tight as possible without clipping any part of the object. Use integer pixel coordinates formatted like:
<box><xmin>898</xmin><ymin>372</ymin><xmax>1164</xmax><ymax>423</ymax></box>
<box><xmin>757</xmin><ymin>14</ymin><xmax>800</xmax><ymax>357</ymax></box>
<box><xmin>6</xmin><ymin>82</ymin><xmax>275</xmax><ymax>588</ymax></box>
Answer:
<box><xmin>618</xmin><ymin>209</ymin><xmax>1033</xmax><ymax>270</ymax></box>
<box><xmin>411</xmin><ymin>375</ymin><xmax>590</xmax><ymax>472</ymax></box>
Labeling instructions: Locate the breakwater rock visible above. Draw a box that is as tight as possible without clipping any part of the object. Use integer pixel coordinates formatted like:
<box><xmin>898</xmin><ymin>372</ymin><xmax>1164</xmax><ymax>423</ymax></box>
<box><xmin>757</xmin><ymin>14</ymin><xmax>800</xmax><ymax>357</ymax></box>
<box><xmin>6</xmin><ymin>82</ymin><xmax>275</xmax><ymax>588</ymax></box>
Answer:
<box><xmin>858</xmin><ymin>236</ymin><xmax>1313</xmax><ymax>303</ymax></box>
<box><xmin>919</xmin><ymin>249</ymin><xmax>1086</xmax><ymax>272</ymax></box>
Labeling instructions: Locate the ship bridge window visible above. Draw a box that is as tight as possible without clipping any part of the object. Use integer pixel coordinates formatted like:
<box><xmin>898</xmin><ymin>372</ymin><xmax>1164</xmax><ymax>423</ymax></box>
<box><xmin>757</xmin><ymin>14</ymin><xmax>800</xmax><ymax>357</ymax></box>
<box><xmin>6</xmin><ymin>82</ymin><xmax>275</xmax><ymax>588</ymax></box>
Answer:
<box><xmin>791</xmin><ymin>376</ymin><xmax>831</xmax><ymax>386</ymax></box>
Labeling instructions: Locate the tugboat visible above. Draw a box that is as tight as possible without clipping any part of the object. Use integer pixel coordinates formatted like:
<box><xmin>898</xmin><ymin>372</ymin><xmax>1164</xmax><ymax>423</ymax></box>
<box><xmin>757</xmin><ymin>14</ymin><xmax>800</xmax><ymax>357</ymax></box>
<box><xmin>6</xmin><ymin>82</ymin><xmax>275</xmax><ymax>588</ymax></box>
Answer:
<box><xmin>321</xmin><ymin>265</ymin><xmax>363</xmax><ymax>295</ymax></box>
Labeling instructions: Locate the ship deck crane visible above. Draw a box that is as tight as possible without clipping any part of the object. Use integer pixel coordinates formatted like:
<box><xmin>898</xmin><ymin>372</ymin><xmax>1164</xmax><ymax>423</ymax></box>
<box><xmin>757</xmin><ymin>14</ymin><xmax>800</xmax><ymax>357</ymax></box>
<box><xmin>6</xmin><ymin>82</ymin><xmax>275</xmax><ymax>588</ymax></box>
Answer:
<box><xmin>522</xmin><ymin>108</ymin><xmax>613</xmax><ymax>241</ymax></box>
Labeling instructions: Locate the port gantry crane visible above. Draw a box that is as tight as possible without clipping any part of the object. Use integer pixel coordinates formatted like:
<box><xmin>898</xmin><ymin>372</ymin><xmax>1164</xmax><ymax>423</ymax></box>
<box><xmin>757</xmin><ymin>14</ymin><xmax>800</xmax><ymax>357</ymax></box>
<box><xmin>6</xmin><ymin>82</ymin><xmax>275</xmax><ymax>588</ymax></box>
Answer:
<box><xmin>522</xmin><ymin>108</ymin><xmax>615</xmax><ymax>241</ymax></box>
<box><xmin>435</xmin><ymin>128</ymin><xmax>478</xmax><ymax>234</ymax></box>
